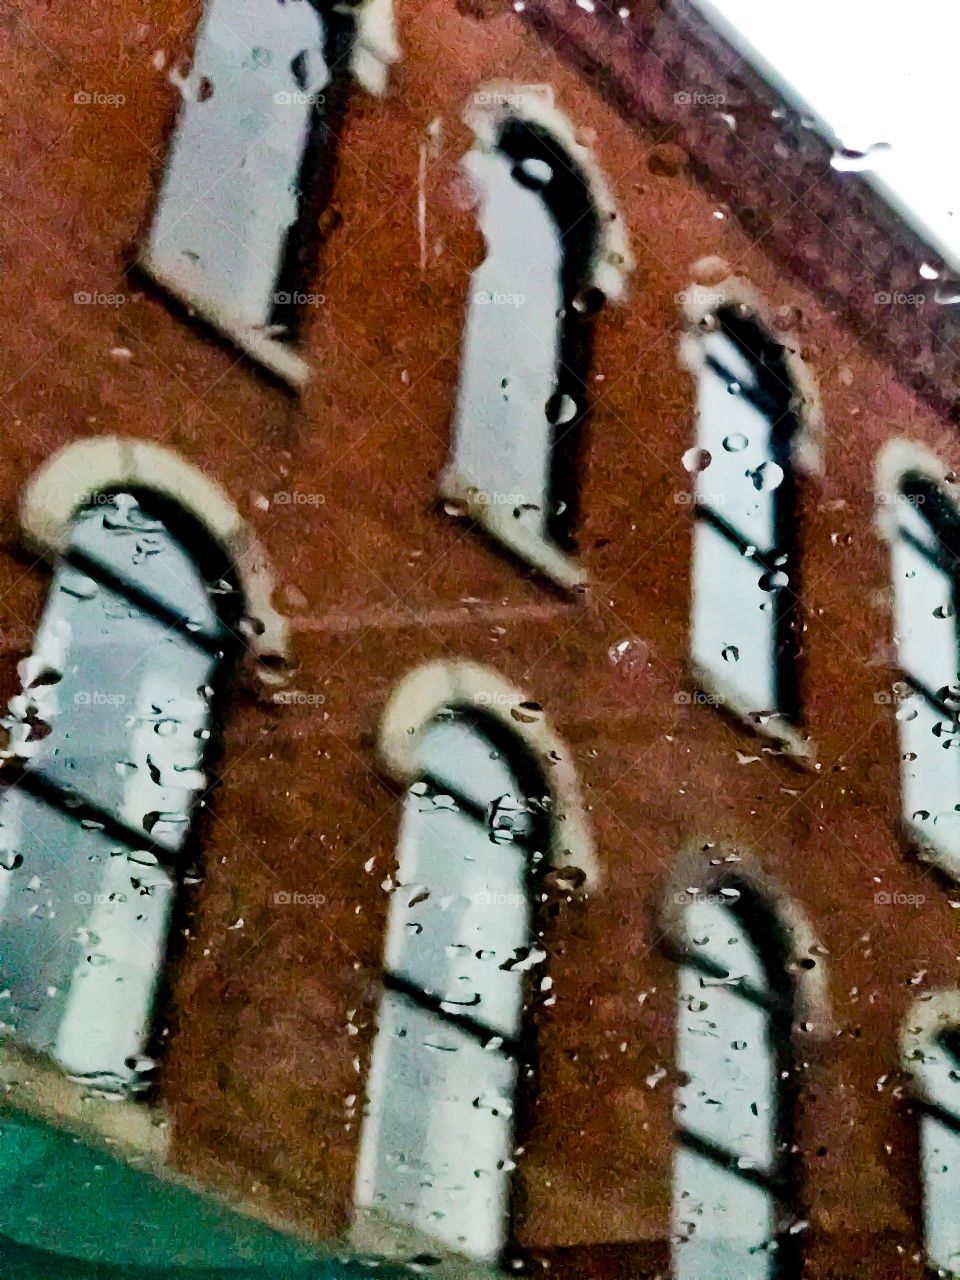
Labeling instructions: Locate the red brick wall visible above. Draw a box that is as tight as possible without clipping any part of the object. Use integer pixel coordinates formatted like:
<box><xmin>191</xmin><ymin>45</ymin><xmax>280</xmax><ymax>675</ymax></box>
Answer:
<box><xmin>0</xmin><ymin>1</ymin><xmax>954</xmax><ymax>1275</ymax></box>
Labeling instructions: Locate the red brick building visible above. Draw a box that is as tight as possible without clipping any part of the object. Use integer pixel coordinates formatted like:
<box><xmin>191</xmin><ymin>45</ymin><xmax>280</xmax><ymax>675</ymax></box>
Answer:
<box><xmin>0</xmin><ymin>1</ymin><xmax>957</xmax><ymax>1277</ymax></box>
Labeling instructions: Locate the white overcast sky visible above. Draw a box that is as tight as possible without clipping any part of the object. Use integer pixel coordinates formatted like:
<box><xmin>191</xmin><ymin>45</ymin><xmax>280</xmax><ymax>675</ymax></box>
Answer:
<box><xmin>690</xmin><ymin>0</ymin><xmax>960</xmax><ymax>271</ymax></box>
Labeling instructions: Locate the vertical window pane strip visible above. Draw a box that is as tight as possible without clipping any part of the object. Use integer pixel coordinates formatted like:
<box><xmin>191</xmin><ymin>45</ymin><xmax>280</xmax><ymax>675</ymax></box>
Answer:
<box><xmin>691</xmin><ymin>521</ymin><xmax>780</xmax><ymax>715</ymax></box>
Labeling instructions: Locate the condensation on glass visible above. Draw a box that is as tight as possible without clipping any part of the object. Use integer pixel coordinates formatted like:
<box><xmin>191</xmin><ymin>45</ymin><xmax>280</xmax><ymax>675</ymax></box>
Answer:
<box><xmin>689</xmin><ymin>311</ymin><xmax>799</xmax><ymax>724</ymax></box>
<box><xmin>672</xmin><ymin>885</ymin><xmax>795</xmax><ymax>1280</ymax></box>
<box><xmin>441</xmin><ymin>115</ymin><xmax>601</xmax><ymax>586</ymax></box>
<box><xmin>889</xmin><ymin>473</ymin><xmax>960</xmax><ymax>878</ymax></box>
<box><xmin>355</xmin><ymin>709</ymin><xmax>548</xmax><ymax>1261</ymax></box>
<box><xmin>0</xmin><ymin>494</ymin><xmax>237</xmax><ymax>1091</ymax></box>
<box><xmin>141</xmin><ymin>0</ymin><xmax>334</xmax><ymax>383</ymax></box>
<box><xmin>904</xmin><ymin>1009</ymin><xmax>960</xmax><ymax>1277</ymax></box>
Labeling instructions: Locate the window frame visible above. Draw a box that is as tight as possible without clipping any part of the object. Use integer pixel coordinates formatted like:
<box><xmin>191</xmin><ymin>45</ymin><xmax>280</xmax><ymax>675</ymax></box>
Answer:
<box><xmin>668</xmin><ymin>875</ymin><xmax>799</xmax><ymax>1279</ymax></box>
<box><xmin>876</xmin><ymin>439</ymin><xmax>960</xmax><ymax>880</ymax></box>
<box><xmin>0</xmin><ymin>439</ymin><xmax>289</xmax><ymax>1119</ymax></box>
<box><xmin>138</xmin><ymin>0</ymin><xmax>398</xmax><ymax>388</ymax></box>
<box><xmin>901</xmin><ymin>991</ymin><xmax>960</xmax><ymax>1278</ymax></box>
<box><xmin>351</xmin><ymin>660</ymin><xmax>596</xmax><ymax>1264</ymax></box>
<box><xmin>679</xmin><ymin>277</ymin><xmax>821</xmax><ymax>761</ymax></box>
<box><xmin>439</xmin><ymin>84</ymin><xmax>632</xmax><ymax>591</ymax></box>
<box><xmin>660</xmin><ymin>846</ymin><xmax>829</xmax><ymax>1280</ymax></box>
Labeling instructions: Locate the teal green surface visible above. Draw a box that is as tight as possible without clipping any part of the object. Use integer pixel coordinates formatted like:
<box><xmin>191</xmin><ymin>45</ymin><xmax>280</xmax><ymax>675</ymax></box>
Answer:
<box><xmin>0</xmin><ymin>1108</ymin><xmax>409</xmax><ymax>1280</ymax></box>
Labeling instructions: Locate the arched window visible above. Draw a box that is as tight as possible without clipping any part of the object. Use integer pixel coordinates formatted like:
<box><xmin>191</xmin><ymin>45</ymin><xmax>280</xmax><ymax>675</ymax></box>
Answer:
<box><xmin>881</xmin><ymin>457</ymin><xmax>960</xmax><ymax>878</ymax></box>
<box><xmin>0</xmin><ymin>441</ymin><xmax>288</xmax><ymax>1093</ymax></box>
<box><xmin>440</xmin><ymin>86</ymin><xmax>631</xmax><ymax>590</ymax></box>
<box><xmin>683</xmin><ymin>303</ymin><xmax>808</xmax><ymax>740</ymax></box>
<box><xmin>353</xmin><ymin>662</ymin><xmax>595</xmax><ymax>1262</ymax></box>
<box><xmin>902</xmin><ymin>994</ymin><xmax>960</xmax><ymax>1277</ymax></box>
<box><xmin>140</xmin><ymin>0</ymin><xmax>398</xmax><ymax>387</ymax></box>
<box><xmin>670</xmin><ymin>878</ymin><xmax>800</xmax><ymax>1280</ymax></box>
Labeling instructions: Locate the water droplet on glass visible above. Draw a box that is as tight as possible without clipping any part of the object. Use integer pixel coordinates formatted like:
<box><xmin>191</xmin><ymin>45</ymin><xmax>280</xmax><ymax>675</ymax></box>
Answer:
<box><xmin>608</xmin><ymin>637</ymin><xmax>649</xmax><ymax>677</ymax></box>
<box><xmin>829</xmin><ymin>141</ymin><xmax>891</xmax><ymax>172</ymax></box>
<box><xmin>682</xmin><ymin>447</ymin><xmax>711</xmax><ymax>474</ymax></box>
<box><xmin>516</xmin><ymin>157</ymin><xmax>553</xmax><ymax>186</ymax></box>
<box><xmin>510</xmin><ymin>701</ymin><xmax>543</xmax><ymax>725</ymax></box>
<box><xmin>722</xmin><ymin>433</ymin><xmax>748</xmax><ymax>452</ymax></box>
<box><xmin>553</xmin><ymin>394</ymin><xmax>578</xmax><ymax>425</ymax></box>
<box><xmin>746</xmin><ymin>460</ymin><xmax>784</xmax><ymax>492</ymax></box>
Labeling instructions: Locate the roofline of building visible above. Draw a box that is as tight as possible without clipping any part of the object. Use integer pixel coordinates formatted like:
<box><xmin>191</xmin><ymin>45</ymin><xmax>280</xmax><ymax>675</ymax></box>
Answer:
<box><xmin>510</xmin><ymin>0</ymin><xmax>960</xmax><ymax>426</ymax></box>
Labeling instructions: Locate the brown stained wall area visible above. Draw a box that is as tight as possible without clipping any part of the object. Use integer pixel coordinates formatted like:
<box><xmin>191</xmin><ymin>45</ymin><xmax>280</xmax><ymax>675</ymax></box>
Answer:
<box><xmin>0</xmin><ymin>1</ymin><xmax>956</xmax><ymax>1277</ymax></box>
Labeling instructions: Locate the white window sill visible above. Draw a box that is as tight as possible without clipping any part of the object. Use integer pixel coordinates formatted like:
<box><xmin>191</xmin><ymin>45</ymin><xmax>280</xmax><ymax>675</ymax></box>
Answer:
<box><xmin>139</xmin><ymin>249</ymin><xmax>311</xmax><ymax>390</ymax></box>
<box><xmin>0</xmin><ymin>1040</ymin><xmax>169</xmax><ymax>1167</ymax></box>
<box><xmin>690</xmin><ymin>661</ymin><xmax>818</xmax><ymax>769</ymax></box>
<box><xmin>439</xmin><ymin>470</ymin><xmax>587</xmax><ymax>593</ymax></box>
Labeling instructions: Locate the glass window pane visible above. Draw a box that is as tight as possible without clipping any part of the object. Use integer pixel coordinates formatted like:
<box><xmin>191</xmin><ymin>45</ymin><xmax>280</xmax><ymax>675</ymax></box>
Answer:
<box><xmin>145</xmin><ymin>0</ymin><xmax>330</xmax><ymax>330</ymax></box>
<box><xmin>899</xmin><ymin>693</ymin><xmax>960</xmax><ymax>876</ymax></box>
<box><xmin>681</xmin><ymin>898</ymin><xmax>770</xmax><ymax>992</ymax></box>
<box><xmin>68</xmin><ymin>496</ymin><xmax>222</xmax><ymax>639</ymax></box>
<box><xmin>412</xmin><ymin>715</ymin><xmax>533</xmax><ymax>819</ymax></box>
<box><xmin>356</xmin><ymin>992</ymin><xmax>516</xmax><ymax>1262</ymax></box>
<box><xmin>0</xmin><ymin>791</ymin><xmax>174</xmax><ymax>1088</ymax></box>
<box><xmin>673</xmin><ymin>1148</ymin><xmax>775</xmax><ymax>1280</ymax></box>
<box><xmin>920</xmin><ymin>1115</ymin><xmax>960</xmax><ymax>1277</ymax></box>
<box><xmin>691</xmin><ymin>521</ymin><xmax>780</xmax><ymax>715</ymax></box>
<box><xmin>386</xmin><ymin>796</ymin><xmax>530</xmax><ymax>1039</ymax></box>
<box><xmin>695</xmin><ymin>362</ymin><xmax>778</xmax><ymax>552</ymax></box>
<box><xmin>449</xmin><ymin>146</ymin><xmax>564</xmax><ymax>542</ymax></box>
<box><xmin>893</xmin><ymin>532</ymin><xmax>958</xmax><ymax>692</ymax></box>
<box><xmin>13</xmin><ymin>562</ymin><xmax>217</xmax><ymax>854</ymax></box>
<box><xmin>676</xmin><ymin>970</ymin><xmax>775</xmax><ymax>1170</ymax></box>
<box><xmin>700</xmin><ymin>331</ymin><xmax>763</xmax><ymax>391</ymax></box>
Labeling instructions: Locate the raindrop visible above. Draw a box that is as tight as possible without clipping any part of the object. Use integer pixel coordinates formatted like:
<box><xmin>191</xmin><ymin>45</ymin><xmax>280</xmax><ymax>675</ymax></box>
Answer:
<box><xmin>829</xmin><ymin>142</ymin><xmax>891</xmax><ymax>172</ymax></box>
<box><xmin>934</xmin><ymin>282</ymin><xmax>960</xmax><ymax>306</ymax></box>
<box><xmin>487</xmin><ymin>794</ymin><xmax>530</xmax><ymax>844</ymax></box>
<box><xmin>682</xmin><ymin>447</ymin><xmax>711</xmax><ymax>474</ymax></box>
<box><xmin>746</xmin><ymin>460</ymin><xmax>784</xmax><ymax>492</ymax></box>
<box><xmin>722</xmin><ymin>433</ymin><xmax>748</xmax><ymax>452</ymax></box>
<box><xmin>647</xmin><ymin>142</ymin><xmax>689</xmax><ymax>177</ymax></box>
<box><xmin>608</xmin><ymin>637</ymin><xmax>649</xmax><ymax>676</ymax></box>
<box><xmin>759</xmin><ymin>569</ymin><xmax>789</xmax><ymax>592</ymax></box>
<box><xmin>516</xmin><ymin>157</ymin><xmax>553</xmax><ymax>186</ymax></box>
<box><xmin>510</xmin><ymin>701</ymin><xmax>543</xmax><ymax>725</ymax></box>
<box><xmin>60</xmin><ymin>577</ymin><xmax>99</xmax><ymax>601</ymax></box>
<box><xmin>552</xmin><ymin>394</ymin><xmax>578</xmax><ymax>425</ymax></box>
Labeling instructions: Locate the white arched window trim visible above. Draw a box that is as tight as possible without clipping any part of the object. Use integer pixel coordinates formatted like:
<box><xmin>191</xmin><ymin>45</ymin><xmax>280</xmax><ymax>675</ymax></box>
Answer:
<box><xmin>378</xmin><ymin>660</ymin><xmax>597</xmax><ymax>887</ymax></box>
<box><xmin>901</xmin><ymin>991</ymin><xmax>960</xmax><ymax>1277</ymax></box>
<box><xmin>439</xmin><ymin>83</ymin><xmax>632</xmax><ymax>592</ymax></box>
<box><xmin>21</xmin><ymin>437</ymin><xmax>290</xmax><ymax>686</ymax></box>
<box><xmin>351</xmin><ymin>660</ymin><xmax>596</xmax><ymax>1263</ymax></box>
<box><xmin>140</xmin><ymin>0</ymin><xmax>399</xmax><ymax>389</ymax></box>
<box><xmin>0</xmin><ymin>438</ymin><xmax>290</xmax><ymax>1156</ymax></box>
<box><xmin>679</xmin><ymin>270</ymin><xmax>822</xmax><ymax>764</ymax></box>
<box><xmin>659</xmin><ymin>843</ymin><xmax>831</xmax><ymax>1033</ymax></box>
<box><xmin>875</xmin><ymin>438</ymin><xmax>960</xmax><ymax>880</ymax></box>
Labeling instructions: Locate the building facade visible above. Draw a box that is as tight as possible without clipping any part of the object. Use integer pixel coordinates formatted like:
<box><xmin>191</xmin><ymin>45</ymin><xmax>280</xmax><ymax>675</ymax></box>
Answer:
<box><xmin>0</xmin><ymin>0</ymin><xmax>957</xmax><ymax>1277</ymax></box>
